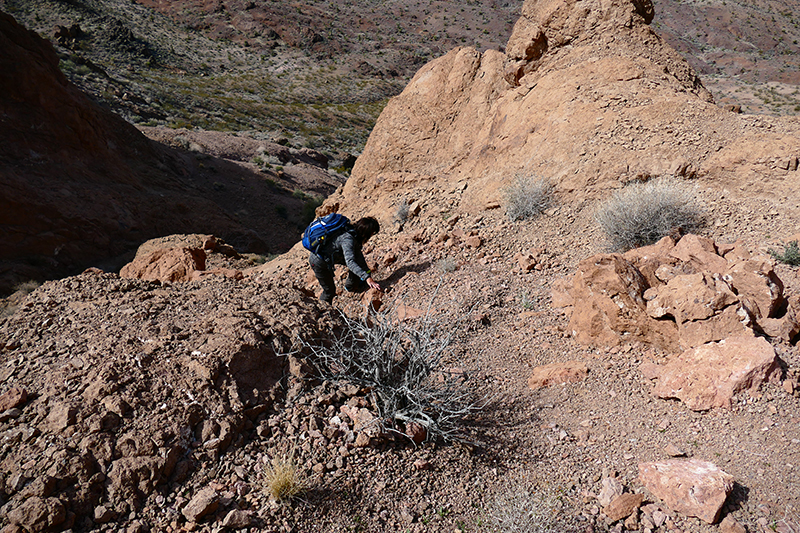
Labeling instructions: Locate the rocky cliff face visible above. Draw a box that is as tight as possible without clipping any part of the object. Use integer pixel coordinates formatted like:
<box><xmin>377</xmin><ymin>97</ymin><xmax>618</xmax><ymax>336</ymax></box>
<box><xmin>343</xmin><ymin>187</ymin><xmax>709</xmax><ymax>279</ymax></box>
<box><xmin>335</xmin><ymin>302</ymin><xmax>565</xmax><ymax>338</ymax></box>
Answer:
<box><xmin>328</xmin><ymin>0</ymin><xmax>800</xmax><ymax>223</ymax></box>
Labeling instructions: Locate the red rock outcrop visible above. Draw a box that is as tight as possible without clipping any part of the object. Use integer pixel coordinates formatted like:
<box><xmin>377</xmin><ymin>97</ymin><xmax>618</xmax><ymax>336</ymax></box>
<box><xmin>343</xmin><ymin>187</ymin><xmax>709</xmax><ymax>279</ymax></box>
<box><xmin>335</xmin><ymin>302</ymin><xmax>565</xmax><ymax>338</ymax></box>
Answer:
<box><xmin>640</xmin><ymin>336</ymin><xmax>781</xmax><ymax>410</ymax></box>
<box><xmin>323</xmin><ymin>0</ymin><xmax>800</xmax><ymax>233</ymax></box>
<box><xmin>553</xmin><ymin>234</ymin><xmax>798</xmax><ymax>350</ymax></box>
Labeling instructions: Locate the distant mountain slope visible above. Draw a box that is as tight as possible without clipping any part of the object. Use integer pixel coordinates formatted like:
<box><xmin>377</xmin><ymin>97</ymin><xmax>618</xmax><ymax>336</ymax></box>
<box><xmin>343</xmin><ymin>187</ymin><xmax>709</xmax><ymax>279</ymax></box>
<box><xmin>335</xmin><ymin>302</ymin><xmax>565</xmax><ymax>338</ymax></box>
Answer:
<box><xmin>0</xmin><ymin>12</ymin><xmax>335</xmax><ymax>294</ymax></box>
<box><xmin>653</xmin><ymin>0</ymin><xmax>800</xmax><ymax>114</ymax></box>
<box><xmin>5</xmin><ymin>0</ymin><xmax>798</xmax><ymax>160</ymax></box>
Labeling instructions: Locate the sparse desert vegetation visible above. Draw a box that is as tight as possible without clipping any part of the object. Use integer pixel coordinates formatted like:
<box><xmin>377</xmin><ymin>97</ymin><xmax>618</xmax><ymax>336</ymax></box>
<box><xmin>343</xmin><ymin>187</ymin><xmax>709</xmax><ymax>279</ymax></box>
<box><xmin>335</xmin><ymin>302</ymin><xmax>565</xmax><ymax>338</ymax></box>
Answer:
<box><xmin>594</xmin><ymin>177</ymin><xmax>704</xmax><ymax>251</ymax></box>
<box><xmin>503</xmin><ymin>175</ymin><xmax>555</xmax><ymax>222</ymax></box>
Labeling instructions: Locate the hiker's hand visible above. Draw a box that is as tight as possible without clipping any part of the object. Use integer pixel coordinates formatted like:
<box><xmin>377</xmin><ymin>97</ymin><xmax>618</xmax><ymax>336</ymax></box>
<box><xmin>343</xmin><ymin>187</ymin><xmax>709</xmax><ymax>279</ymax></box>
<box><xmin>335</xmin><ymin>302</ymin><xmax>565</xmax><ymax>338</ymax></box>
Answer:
<box><xmin>367</xmin><ymin>277</ymin><xmax>382</xmax><ymax>291</ymax></box>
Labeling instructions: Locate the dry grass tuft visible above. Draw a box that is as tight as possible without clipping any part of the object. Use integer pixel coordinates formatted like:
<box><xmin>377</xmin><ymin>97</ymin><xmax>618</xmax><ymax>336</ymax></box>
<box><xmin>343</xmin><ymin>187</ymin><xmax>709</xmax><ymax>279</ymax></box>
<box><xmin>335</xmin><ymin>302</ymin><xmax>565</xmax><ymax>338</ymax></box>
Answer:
<box><xmin>489</xmin><ymin>483</ymin><xmax>581</xmax><ymax>533</ymax></box>
<box><xmin>262</xmin><ymin>451</ymin><xmax>304</xmax><ymax>502</ymax></box>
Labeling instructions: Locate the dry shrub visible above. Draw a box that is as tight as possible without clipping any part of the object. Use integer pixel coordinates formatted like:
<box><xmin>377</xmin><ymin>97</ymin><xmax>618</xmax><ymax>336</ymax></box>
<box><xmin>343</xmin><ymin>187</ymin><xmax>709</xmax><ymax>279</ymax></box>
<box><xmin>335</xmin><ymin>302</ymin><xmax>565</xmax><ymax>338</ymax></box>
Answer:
<box><xmin>436</xmin><ymin>256</ymin><xmax>457</xmax><ymax>273</ymax></box>
<box><xmin>595</xmin><ymin>177</ymin><xmax>703</xmax><ymax>251</ymax></box>
<box><xmin>300</xmin><ymin>303</ymin><xmax>483</xmax><ymax>443</ymax></box>
<box><xmin>262</xmin><ymin>451</ymin><xmax>304</xmax><ymax>502</ymax></box>
<box><xmin>489</xmin><ymin>483</ymin><xmax>581</xmax><ymax>533</ymax></box>
<box><xmin>504</xmin><ymin>176</ymin><xmax>555</xmax><ymax>221</ymax></box>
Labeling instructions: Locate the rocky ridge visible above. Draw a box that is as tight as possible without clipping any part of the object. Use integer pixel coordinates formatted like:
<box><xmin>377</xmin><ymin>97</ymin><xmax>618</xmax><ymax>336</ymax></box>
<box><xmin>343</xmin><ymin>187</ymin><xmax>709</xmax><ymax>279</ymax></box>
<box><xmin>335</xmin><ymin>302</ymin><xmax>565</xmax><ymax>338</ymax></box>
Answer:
<box><xmin>2</xmin><ymin>0</ymin><xmax>800</xmax><ymax>531</ymax></box>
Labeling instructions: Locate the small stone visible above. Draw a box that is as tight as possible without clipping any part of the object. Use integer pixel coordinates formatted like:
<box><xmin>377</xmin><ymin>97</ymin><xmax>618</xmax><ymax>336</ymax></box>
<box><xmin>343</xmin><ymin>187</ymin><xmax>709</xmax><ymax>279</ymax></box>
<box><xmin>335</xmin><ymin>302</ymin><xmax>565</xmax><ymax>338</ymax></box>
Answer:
<box><xmin>719</xmin><ymin>515</ymin><xmax>746</xmax><ymax>533</ymax></box>
<box><xmin>182</xmin><ymin>487</ymin><xmax>218</xmax><ymax>522</ymax></box>
<box><xmin>604</xmin><ymin>493</ymin><xmax>643</xmax><ymax>522</ymax></box>
<box><xmin>664</xmin><ymin>443</ymin><xmax>686</xmax><ymax>457</ymax></box>
<box><xmin>222</xmin><ymin>509</ymin><xmax>255</xmax><ymax>529</ymax></box>
<box><xmin>0</xmin><ymin>387</ymin><xmax>27</xmax><ymax>411</ymax></box>
<box><xmin>413</xmin><ymin>459</ymin><xmax>432</xmax><ymax>471</ymax></box>
<box><xmin>94</xmin><ymin>505</ymin><xmax>115</xmax><ymax>524</ymax></box>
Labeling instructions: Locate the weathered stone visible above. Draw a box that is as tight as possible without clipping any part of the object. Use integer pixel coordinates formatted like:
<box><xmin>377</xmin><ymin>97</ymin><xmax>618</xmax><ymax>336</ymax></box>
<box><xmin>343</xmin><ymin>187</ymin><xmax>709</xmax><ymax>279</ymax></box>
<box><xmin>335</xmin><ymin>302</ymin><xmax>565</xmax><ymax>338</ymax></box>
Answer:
<box><xmin>506</xmin><ymin>16</ymin><xmax>547</xmax><ymax>62</ymax></box>
<box><xmin>45</xmin><ymin>403</ymin><xmax>77</xmax><ymax>430</ymax></box>
<box><xmin>340</xmin><ymin>404</ymin><xmax>380</xmax><ymax>436</ymax></box>
<box><xmin>638</xmin><ymin>459</ymin><xmax>734</xmax><ymax>524</ymax></box>
<box><xmin>597</xmin><ymin>476</ymin><xmax>624</xmax><ymax>506</ymax></box>
<box><xmin>404</xmin><ymin>421</ymin><xmax>427</xmax><ymax>445</ymax></box>
<box><xmin>527</xmin><ymin>361</ymin><xmax>588</xmax><ymax>389</ymax></box>
<box><xmin>7</xmin><ymin>497</ymin><xmax>66</xmax><ymax>531</ymax></box>
<box><xmin>0</xmin><ymin>387</ymin><xmax>27</xmax><ymax>411</ymax></box>
<box><xmin>668</xmin><ymin>234</ymin><xmax>728</xmax><ymax>274</ymax></box>
<box><xmin>663</xmin><ymin>443</ymin><xmax>686</xmax><ymax>457</ymax></box>
<box><xmin>182</xmin><ymin>486</ymin><xmax>219</xmax><ymax>522</ymax></box>
<box><xmin>121</xmin><ymin>247</ymin><xmax>206</xmax><ymax>283</ymax></box>
<box><xmin>604</xmin><ymin>493</ymin><xmax>644</xmax><ymax>522</ymax></box>
<box><xmin>107</xmin><ymin>456</ymin><xmax>166</xmax><ymax>502</ymax></box>
<box><xmin>93</xmin><ymin>505</ymin><xmax>115</xmax><ymax>524</ymax></box>
<box><xmin>567</xmin><ymin>254</ymin><xmax>678</xmax><ymax>350</ymax></box>
<box><xmin>561</xmin><ymin>236</ymin><xmax>790</xmax><ymax>351</ymax></box>
<box><xmin>724</xmin><ymin>257</ymin><xmax>784</xmax><ymax>319</ymax></box>
<box><xmin>641</xmin><ymin>336</ymin><xmax>779</xmax><ymax>410</ymax></box>
<box><xmin>719</xmin><ymin>515</ymin><xmax>746</xmax><ymax>533</ymax></box>
<box><xmin>515</xmin><ymin>252</ymin><xmax>539</xmax><ymax>271</ymax></box>
<box><xmin>222</xmin><ymin>509</ymin><xmax>255</xmax><ymax>529</ymax></box>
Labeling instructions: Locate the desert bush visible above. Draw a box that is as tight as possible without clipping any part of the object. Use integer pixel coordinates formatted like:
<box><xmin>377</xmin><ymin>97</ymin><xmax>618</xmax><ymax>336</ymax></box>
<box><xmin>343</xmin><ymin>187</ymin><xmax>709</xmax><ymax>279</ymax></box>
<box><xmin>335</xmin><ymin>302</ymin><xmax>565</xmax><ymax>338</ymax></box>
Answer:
<box><xmin>299</xmin><ymin>304</ymin><xmax>483</xmax><ymax>443</ymax></box>
<box><xmin>394</xmin><ymin>198</ymin><xmax>410</xmax><ymax>225</ymax></box>
<box><xmin>489</xmin><ymin>484</ymin><xmax>581</xmax><ymax>533</ymax></box>
<box><xmin>503</xmin><ymin>175</ymin><xmax>554</xmax><ymax>221</ymax></box>
<box><xmin>595</xmin><ymin>177</ymin><xmax>703</xmax><ymax>251</ymax></box>
<box><xmin>769</xmin><ymin>240</ymin><xmax>800</xmax><ymax>266</ymax></box>
<box><xmin>436</xmin><ymin>256</ymin><xmax>457</xmax><ymax>273</ymax></box>
<box><xmin>261</xmin><ymin>451</ymin><xmax>304</xmax><ymax>502</ymax></box>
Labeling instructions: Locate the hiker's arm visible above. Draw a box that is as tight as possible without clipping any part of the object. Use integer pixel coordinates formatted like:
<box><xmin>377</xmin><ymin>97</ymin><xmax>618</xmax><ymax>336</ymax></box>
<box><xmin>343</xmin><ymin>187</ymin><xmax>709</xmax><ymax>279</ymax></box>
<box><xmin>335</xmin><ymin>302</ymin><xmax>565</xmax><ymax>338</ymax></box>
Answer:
<box><xmin>341</xmin><ymin>234</ymin><xmax>373</xmax><ymax>282</ymax></box>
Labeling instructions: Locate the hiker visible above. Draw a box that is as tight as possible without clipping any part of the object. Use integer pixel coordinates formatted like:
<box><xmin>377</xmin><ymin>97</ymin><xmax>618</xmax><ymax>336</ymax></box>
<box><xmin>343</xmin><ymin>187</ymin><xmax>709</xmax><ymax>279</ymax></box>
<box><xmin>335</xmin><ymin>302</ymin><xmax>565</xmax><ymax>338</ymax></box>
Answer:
<box><xmin>308</xmin><ymin>216</ymin><xmax>382</xmax><ymax>304</ymax></box>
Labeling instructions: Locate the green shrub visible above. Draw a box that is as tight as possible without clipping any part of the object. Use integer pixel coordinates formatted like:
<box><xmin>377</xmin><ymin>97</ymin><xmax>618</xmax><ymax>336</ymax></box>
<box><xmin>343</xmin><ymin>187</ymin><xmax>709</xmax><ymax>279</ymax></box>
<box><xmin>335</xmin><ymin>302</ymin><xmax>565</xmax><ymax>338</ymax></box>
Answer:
<box><xmin>504</xmin><ymin>176</ymin><xmax>554</xmax><ymax>221</ymax></box>
<box><xmin>769</xmin><ymin>240</ymin><xmax>800</xmax><ymax>266</ymax></box>
<box><xmin>300</xmin><ymin>305</ymin><xmax>483</xmax><ymax>443</ymax></box>
<box><xmin>595</xmin><ymin>177</ymin><xmax>703</xmax><ymax>251</ymax></box>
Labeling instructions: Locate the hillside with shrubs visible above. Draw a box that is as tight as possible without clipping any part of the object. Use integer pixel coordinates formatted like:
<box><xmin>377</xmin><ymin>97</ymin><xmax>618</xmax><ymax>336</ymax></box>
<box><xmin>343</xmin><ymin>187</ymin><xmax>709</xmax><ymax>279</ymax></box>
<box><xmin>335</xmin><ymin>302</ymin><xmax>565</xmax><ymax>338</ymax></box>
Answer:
<box><xmin>1</xmin><ymin>0</ymin><xmax>800</xmax><ymax>532</ymax></box>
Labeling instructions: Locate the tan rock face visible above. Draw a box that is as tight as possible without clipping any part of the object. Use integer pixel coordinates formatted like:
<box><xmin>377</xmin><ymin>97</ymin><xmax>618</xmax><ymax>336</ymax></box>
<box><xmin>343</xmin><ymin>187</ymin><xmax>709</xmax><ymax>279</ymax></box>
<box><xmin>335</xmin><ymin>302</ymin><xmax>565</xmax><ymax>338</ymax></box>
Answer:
<box><xmin>325</xmin><ymin>0</ymin><xmax>799</xmax><ymax>232</ymax></box>
<box><xmin>638</xmin><ymin>459</ymin><xmax>734</xmax><ymax>524</ymax></box>
<box><xmin>641</xmin><ymin>336</ymin><xmax>780</xmax><ymax>410</ymax></box>
<box><xmin>120</xmin><ymin>247</ymin><xmax>207</xmax><ymax>283</ymax></box>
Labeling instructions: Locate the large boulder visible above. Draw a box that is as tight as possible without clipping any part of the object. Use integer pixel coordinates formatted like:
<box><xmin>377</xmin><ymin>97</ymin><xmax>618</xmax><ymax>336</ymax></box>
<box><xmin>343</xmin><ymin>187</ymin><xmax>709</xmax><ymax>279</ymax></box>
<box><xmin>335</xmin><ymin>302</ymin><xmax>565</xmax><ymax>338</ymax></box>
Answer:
<box><xmin>120</xmin><ymin>247</ymin><xmax>206</xmax><ymax>283</ymax></box>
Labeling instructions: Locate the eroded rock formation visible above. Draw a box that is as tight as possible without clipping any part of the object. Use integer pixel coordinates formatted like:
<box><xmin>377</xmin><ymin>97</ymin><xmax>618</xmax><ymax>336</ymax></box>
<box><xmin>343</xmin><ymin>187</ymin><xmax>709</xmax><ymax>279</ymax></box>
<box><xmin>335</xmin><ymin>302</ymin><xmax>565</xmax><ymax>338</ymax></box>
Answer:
<box><xmin>325</xmin><ymin>0</ymin><xmax>800</xmax><ymax>230</ymax></box>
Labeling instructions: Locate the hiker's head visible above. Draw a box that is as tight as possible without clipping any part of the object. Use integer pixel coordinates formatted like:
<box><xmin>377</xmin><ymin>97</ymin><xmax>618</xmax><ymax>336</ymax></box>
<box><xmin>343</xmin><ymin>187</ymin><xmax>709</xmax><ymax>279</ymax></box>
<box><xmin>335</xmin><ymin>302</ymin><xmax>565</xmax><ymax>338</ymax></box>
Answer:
<box><xmin>353</xmin><ymin>217</ymin><xmax>380</xmax><ymax>242</ymax></box>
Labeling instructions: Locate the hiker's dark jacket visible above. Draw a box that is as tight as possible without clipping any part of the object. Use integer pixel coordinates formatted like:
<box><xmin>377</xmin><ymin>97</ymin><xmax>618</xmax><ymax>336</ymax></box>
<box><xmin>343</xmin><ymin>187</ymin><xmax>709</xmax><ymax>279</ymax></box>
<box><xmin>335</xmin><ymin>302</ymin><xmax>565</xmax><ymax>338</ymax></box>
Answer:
<box><xmin>313</xmin><ymin>230</ymin><xmax>371</xmax><ymax>281</ymax></box>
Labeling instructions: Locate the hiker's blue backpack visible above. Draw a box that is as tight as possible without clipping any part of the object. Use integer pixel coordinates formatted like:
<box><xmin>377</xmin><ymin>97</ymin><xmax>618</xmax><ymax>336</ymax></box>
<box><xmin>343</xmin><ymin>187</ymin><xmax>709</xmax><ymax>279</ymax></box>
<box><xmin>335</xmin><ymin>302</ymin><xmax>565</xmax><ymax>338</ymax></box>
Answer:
<box><xmin>302</xmin><ymin>213</ymin><xmax>351</xmax><ymax>255</ymax></box>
